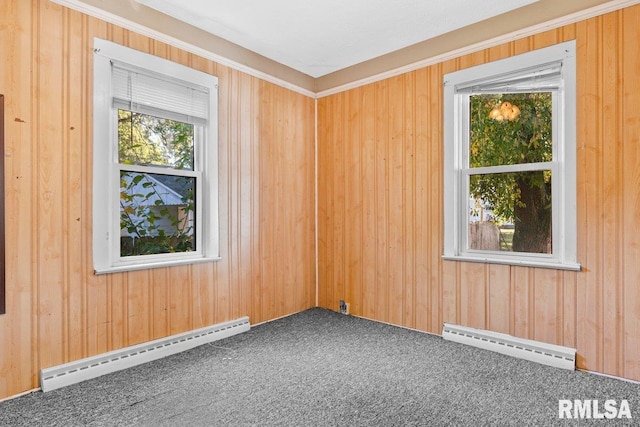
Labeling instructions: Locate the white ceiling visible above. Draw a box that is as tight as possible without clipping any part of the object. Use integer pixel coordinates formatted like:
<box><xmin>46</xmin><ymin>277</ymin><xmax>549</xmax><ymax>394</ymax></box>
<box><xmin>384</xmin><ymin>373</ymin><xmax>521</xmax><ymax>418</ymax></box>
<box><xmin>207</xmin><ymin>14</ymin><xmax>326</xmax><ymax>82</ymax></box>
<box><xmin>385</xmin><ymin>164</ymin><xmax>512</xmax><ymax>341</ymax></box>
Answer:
<box><xmin>134</xmin><ymin>0</ymin><xmax>538</xmax><ymax>78</ymax></box>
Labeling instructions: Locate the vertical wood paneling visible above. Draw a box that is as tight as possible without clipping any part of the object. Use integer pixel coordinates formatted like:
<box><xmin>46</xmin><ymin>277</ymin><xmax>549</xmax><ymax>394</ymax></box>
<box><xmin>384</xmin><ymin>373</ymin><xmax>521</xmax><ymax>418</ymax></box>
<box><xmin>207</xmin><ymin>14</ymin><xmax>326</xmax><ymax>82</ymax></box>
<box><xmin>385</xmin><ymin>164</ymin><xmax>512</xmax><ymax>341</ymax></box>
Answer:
<box><xmin>459</xmin><ymin>263</ymin><xmax>486</xmax><ymax>329</ymax></box>
<box><xmin>413</xmin><ymin>67</ymin><xmax>430</xmax><ymax>332</ymax></box>
<box><xmin>109</xmin><ymin>274</ymin><xmax>126</xmax><ymax>351</ymax></box>
<box><xmin>65</xmin><ymin>6</ymin><xmax>87</xmax><ymax>364</ymax></box>
<box><xmin>0</xmin><ymin>95</ymin><xmax>4</xmax><ymax>317</ymax></box>
<box><xmin>621</xmin><ymin>5</ymin><xmax>640</xmax><ymax>381</ymax></box>
<box><xmin>83</xmin><ymin>15</ymin><xmax>108</xmax><ymax>360</ymax></box>
<box><xmin>346</xmin><ymin>88</ymin><xmax>363</xmax><ymax>316</ymax></box>
<box><xmin>330</xmin><ymin>91</ymin><xmax>344</xmax><ymax>313</ymax></box>
<box><xmin>576</xmin><ymin>14</ymin><xmax>603</xmax><ymax>373</ymax></box>
<box><xmin>374</xmin><ymin>80</ymin><xmax>389</xmax><ymax>323</ymax></box>
<box><xmin>215</xmin><ymin>63</ymin><xmax>232</xmax><ymax>324</ymax></box>
<box><xmin>512</xmin><ymin>267</ymin><xmax>531</xmax><ymax>338</ymax></box>
<box><xmin>361</xmin><ymin>85</ymin><xmax>377</xmax><ymax>319</ymax></box>
<box><xmin>38</xmin><ymin>0</ymin><xmax>66</xmax><ymax>370</ymax></box>
<box><xmin>0</xmin><ymin>0</ymin><xmax>35</xmax><ymax>395</ymax></box>
<box><xmin>150</xmin><ymin>268</ymin><xmax>169</xmax><ymax>339</ymax></box>
<box><xmin>317</xmin><ymin>5</ymin><xmax>640</xmax><ymax>382</ymax></box>
<box><xmin>562</xmin><ymin>271</ymin><xmax>577</xmax><ymax>350</ymax></box>
<box><xmin>127</xmin><ymin>270</ymin><xmax>150</xmax><ymax>345</ymax></box>
<box><xmin>600</xmin><ymin>10</ymin><xmax>623</xmax><ymax>377</ymax></box>
<box><xmin>227</xmin><ymin>67</ymin><xmax>240</xmax><ymax>321</ymax></box>
<box><xmin>403</xmin><ymin>72</ymin><xmax>416</xmax><ymax>328</ymax></box>
<box><xmin>0</xmin><ymin>0</ymin><xmax>315</xmax><ymax>399</ymax></box>
<box><xmin>532</xmin><ymin>269</ymin><xmax>561</xmax><ymax>345</ymax></box>
<box><xmin>316</xmin><ymin>94</ymin><xmax>330</xmax><ymax>311</ymax></box>
<box><xmin>3</xmin><ymin>0</ymin><xmax>640</xmax><ymax>402</ymax></box>
<box><xmin>169</xmin><ymin>266</ymin><xmax>192</xmax><ymax>335</ymax></box>
<box><xmin>487</xmin><ymin>264</ymin><xmax>510</xmax><ymax>335</ymax></box>
<box><xmin>387</xmin><ymin>75</ymin><xmax>405</xmax><ymax>327</ymax></box>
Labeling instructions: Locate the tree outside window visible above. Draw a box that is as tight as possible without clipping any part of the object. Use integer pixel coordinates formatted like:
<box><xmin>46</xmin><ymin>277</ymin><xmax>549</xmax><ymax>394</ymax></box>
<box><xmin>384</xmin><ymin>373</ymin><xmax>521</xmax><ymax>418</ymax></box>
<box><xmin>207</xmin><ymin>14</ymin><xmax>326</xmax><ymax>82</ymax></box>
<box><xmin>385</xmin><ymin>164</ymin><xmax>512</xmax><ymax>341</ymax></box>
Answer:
<box><xmin>93</xmin><ymin>39</ymin><xmax>219</xmax><ymax>274</ymax></box>
<box><xmin>468</xmin><ymin>93</ymin><xmax>553</xmax><ymax>254</ymax></box>
<box><xmin>443</xmin><ymin>41</ymin><xmax>579</xmax><ymax>270</ymax></box>
<box><xmin>117</xmin><ymin>110</ymin><xmax>196</xmax><ymax>256</ymax></box>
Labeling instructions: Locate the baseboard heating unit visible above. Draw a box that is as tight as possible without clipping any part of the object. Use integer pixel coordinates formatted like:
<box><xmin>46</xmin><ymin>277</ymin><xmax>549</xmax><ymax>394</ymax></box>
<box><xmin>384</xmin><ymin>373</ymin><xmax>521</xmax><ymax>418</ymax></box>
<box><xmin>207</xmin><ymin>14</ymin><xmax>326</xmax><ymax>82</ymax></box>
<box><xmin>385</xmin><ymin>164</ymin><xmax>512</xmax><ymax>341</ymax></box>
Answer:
<box><xmin>442</xmin><ymin>323</ymin><xmax>576</xmax><ymax>371</ymax></box>
<box><xmin>40</xmin><ymin>316</ymin><xmax>250</xmax><ymax>392</ymax></box>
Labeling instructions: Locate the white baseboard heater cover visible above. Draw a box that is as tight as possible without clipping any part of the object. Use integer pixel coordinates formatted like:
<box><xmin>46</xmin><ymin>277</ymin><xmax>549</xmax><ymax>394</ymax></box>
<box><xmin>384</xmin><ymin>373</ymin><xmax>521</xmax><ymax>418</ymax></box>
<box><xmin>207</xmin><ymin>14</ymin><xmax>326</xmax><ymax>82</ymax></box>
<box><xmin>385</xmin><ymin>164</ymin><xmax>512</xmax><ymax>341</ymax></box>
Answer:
<box><xmin>40</xmin><ymin>316</ymin><xmax>250</xmax><ymax>392</ymax></box>
<box><xmin>442</xmin><ymin>323</ymin><xmax>576</xmax><ymax>371</ymax></box>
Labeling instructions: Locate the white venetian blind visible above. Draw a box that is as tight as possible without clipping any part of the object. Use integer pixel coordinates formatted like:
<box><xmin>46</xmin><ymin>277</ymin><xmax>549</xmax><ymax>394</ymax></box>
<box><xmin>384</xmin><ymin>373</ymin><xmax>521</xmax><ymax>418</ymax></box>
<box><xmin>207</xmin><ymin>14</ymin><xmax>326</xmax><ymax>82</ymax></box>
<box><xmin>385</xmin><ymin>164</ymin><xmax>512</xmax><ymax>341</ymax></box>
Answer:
<box><xmin>456</xmin><ymin>62</ymin><xmax>562</xmax><ymax>94</ymax></box>
<box><xmin>112</xmin><ymin>61</ymin><xmax>209</xmax><ymax>125</ymax></box>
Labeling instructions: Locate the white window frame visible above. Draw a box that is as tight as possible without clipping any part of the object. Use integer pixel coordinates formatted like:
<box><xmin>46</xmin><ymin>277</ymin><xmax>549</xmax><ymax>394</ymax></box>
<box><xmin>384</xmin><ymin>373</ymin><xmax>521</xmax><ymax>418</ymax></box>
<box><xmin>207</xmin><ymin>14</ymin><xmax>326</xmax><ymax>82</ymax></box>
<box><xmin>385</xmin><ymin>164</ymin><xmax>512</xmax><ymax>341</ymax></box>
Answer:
<box><xmin>443</xmin><ymin>41</ymin><xmax>580</xmax><ymax>271</ymax></box>
<box><xmin>93</xmin><ymin>38</ymin><xmax>220</xmax><ymax>274</ymax></box>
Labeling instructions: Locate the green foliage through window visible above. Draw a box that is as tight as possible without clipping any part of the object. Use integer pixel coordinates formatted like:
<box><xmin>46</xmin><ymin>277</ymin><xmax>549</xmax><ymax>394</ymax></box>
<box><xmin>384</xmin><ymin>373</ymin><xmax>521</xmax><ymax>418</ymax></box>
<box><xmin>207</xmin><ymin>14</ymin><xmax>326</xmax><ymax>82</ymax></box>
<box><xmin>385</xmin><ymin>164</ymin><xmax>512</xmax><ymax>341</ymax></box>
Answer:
<box><xmin>469</xmin><ymin>93</ymin><xmax>553</xmax><ymax>254</ymax></box>
<box><xmin>118</xmin><ymin>110</ymin><xmax>197</xmax><ymax>257</ymax></box>
<box><xmin>118</xmin><ymin>110</ymin><xmax>194</xmax><ymax>170</ymax></box>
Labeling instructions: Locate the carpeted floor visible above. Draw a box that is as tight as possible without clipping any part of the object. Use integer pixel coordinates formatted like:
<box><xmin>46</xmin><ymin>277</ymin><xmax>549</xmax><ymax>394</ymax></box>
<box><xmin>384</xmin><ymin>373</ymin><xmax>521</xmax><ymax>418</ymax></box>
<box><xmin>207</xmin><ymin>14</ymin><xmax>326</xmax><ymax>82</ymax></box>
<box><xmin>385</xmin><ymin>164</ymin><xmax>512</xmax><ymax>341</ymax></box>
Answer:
<box><xmin>0</xmin><ymin>308</ymin><xmax>638</xmax><ymax>426</ymax></box>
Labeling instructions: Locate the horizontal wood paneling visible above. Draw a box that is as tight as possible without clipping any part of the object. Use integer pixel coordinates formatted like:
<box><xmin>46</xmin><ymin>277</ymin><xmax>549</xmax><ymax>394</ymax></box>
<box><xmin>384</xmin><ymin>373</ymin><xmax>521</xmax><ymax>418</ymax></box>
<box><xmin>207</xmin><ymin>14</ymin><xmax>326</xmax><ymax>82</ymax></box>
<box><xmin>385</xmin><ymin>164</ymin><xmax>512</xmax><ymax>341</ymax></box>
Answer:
<box><xmin>0</xmin><ymin>0</ymin><xmax>315</xmax><ymax>399</ymax></box>
<box><xmin>318</xmin><ymin>5</ymin><xmax>640</xmax><ymax>382</ymax></box>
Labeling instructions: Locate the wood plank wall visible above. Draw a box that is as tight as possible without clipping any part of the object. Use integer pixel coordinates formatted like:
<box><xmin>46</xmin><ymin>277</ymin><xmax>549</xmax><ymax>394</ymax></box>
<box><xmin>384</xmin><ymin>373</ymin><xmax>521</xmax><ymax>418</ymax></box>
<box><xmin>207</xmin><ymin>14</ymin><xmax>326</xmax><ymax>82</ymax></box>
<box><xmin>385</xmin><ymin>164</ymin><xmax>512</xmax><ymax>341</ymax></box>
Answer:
<box><xmin>0</xmin><ymin>0</ymin><xmax>316</xmax><ymax>399</ymax></box>
<box><xmin>318</xmin><ymin>5</ymin><xmax>640</xmax><ymax>381</ymax></box>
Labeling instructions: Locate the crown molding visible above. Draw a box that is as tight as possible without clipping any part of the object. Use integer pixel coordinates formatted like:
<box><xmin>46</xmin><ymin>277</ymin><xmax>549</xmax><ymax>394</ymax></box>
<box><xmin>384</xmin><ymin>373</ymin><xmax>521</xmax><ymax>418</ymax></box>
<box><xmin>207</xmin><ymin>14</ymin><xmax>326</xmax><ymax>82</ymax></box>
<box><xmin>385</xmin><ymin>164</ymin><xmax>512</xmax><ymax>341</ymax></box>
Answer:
<box><xmin>50</xmin><ymin>0</ymin><xmax>639</xmax><ymax>99</ymax></box>
<box><xmin>316</xmin><ymin>0</ymin><xmax>640</xmax><ymax>97</ymax></box>
<box><xmin>49</xmin><ymin>0</ymin><xmax>317</xmax><ymax>98</ymax></box>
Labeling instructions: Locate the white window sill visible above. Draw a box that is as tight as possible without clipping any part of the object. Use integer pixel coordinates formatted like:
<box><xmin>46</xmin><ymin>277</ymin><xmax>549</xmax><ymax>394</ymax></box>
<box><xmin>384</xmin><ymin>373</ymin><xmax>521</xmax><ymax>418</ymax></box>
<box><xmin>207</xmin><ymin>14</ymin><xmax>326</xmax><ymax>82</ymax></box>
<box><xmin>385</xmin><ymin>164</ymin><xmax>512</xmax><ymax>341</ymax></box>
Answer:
<box><xmin>94</xmin><ymin>256</ymin><xmax>222</xmax><ymax>275</ymax></box>
<box><xmin>442</xmin><ymin>255</ymin><xmax>581</xmax><ymax>271</ymax></box>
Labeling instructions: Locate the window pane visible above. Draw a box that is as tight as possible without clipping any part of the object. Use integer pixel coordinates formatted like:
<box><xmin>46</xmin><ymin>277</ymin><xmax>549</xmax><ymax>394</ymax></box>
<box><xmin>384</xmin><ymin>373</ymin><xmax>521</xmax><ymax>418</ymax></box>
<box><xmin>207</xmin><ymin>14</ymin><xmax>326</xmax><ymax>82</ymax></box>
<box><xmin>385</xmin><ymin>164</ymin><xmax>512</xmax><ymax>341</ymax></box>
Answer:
<box><xmin>118</xmin><ymin>110</ymin><xmax>194</xmax><ymax>170</ymax></box>
<box><xmin>469</xmin><ymin>93</ymin><xmax>552</xmax><ymax>167</ymax></box>
<box><xmin>469</xmin><ymin>171</ymin><xmax>552</xmax><ymax>254</ymax></box>
<box><xmin>120</xmin><ymin>171</ymin><xmax>195</xmax><ymax>256</ymax></box>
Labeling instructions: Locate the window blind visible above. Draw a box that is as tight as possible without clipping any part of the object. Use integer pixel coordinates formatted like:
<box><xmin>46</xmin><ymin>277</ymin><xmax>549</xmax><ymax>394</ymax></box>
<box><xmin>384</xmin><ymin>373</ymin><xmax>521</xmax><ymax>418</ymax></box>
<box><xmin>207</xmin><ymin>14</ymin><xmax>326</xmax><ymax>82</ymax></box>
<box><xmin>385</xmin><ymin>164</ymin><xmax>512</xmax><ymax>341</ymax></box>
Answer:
<box><xmin>112</xmin><ymin>61</ymin><xmax>209</xmax><ymax>125</ymax></box>
<box><xmin>456</xmin><ymin>62</ymin><xmax>562</xmax><ymax>94</ymax></box>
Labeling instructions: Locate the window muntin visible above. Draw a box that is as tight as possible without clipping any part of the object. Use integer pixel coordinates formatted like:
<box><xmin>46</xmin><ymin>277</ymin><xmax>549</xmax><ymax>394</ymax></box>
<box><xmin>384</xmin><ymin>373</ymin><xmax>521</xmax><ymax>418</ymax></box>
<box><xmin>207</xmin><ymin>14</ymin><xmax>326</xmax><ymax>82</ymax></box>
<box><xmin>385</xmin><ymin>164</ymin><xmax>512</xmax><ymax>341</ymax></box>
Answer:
<box><xmin>93</xmin><ymin>38</ymin><xmax>219</xmax><ymax>274</ymax></box>
<box><xmin>443</xmin><ymin>41</ymin><xmax>579</xmax><ymax>270</ymax></box>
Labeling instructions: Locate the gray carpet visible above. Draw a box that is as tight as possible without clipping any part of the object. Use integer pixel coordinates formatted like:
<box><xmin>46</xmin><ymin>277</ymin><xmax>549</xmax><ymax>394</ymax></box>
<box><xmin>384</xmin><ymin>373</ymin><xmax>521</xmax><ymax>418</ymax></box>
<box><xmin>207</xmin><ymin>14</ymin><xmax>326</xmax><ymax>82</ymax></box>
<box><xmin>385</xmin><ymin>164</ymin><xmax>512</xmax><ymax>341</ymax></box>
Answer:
<box><xmin>0</xmin><ymin>308</ymin><xmax>638</xmax><ymax>426</ymax></box>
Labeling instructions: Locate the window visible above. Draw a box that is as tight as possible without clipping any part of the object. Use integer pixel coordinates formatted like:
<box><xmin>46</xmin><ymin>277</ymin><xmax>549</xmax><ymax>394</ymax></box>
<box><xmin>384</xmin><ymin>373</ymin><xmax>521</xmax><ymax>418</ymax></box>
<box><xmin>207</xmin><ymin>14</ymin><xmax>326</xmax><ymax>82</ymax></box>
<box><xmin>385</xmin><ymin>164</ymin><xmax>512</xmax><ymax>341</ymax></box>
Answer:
<box><xmin>443</xmin><ymin>41</ymin><xmax>580</xmax><ymax>270</ymax></box>
<box><xmin>93</xmin><ymin>39</ymin><xmax>219</xmax><ymax>273</ymax></box>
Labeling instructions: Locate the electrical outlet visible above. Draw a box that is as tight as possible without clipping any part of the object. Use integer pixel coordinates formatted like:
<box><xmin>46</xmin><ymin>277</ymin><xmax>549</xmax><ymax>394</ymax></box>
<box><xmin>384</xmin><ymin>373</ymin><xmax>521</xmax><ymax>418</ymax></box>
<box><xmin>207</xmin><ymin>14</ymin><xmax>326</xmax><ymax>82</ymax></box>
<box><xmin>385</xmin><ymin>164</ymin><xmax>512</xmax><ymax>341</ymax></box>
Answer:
<box><xmin>339</xmin><ymin>300</ymin><xmax>350</xmax><ymax>315</ymax></box>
